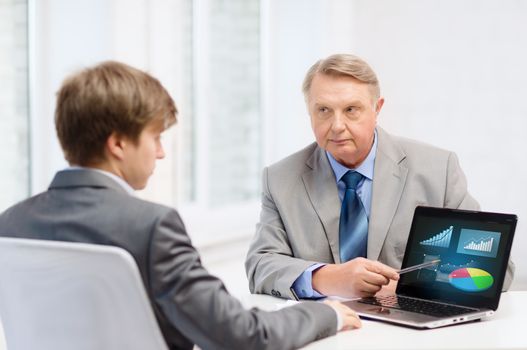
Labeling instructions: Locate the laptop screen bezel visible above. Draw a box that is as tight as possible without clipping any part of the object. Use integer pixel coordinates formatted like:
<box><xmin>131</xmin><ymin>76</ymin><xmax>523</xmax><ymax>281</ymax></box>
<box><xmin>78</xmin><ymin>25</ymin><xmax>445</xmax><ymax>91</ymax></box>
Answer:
<box><xmin>396</xmin><ymin>206</ymin><xmax>517</xmax><ymax>310</ymax></box>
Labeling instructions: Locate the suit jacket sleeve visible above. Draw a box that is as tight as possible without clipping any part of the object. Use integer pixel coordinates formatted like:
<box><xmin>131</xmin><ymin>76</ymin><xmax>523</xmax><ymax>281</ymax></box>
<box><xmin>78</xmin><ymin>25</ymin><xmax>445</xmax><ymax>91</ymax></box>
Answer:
<box><xmin>245</xmin><ymin>167</ymin><xmax>323</xmax><ymax>299</ymax></box>
<box><xmin>148</xmin><ymin>209</ymin><xmax>337</xmax><ymax>350</ymax></box>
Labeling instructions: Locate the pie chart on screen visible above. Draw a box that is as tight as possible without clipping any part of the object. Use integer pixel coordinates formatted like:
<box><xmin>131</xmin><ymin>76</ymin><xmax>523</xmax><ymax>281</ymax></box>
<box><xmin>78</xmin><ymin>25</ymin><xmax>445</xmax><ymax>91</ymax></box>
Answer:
<box><xmin>448</xmin><ymin>268</ymin><xmax>494</xmax><ymax>292</ymax></box>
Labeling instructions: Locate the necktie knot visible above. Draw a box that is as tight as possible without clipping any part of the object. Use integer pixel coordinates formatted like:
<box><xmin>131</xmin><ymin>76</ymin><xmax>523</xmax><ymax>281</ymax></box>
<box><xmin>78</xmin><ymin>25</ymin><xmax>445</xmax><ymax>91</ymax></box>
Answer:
<box><xmin>342</xmin><ymin>171</ymin><xmax>363</xmax><ymax>190</ymax></box>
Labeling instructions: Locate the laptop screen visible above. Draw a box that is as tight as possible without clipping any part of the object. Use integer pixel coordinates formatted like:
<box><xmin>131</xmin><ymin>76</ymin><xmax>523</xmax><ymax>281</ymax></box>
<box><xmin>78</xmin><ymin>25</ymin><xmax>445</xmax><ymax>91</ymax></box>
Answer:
<box><xmin>397</xmin><ymin>206</ymin><xmax>517</xmax><ymax>310</ymax></box>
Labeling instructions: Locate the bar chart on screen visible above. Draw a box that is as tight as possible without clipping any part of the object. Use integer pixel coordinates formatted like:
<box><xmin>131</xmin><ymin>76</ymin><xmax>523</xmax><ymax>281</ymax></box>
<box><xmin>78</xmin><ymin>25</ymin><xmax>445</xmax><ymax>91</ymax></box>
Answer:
<box><xmin>419</xmin><ymin>226</ymin><xmax>453</xmax><ymax>248</ymax></box>
<box><xmin>456</xmin><ymin>229</ymin><xmax>501</xmax><ymax>258</ymax></box>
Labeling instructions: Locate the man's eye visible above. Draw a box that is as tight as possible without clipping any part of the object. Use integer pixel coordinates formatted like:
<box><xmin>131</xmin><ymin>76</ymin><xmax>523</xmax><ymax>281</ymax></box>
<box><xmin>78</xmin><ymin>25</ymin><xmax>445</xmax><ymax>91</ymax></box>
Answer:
<box><xmin>346</xmin><ymin>106</ymin><xmax>357</xmax><ymax>113</ymax></box>
<box><xmin>319</xmin><ymin>107</ymin><xmax>328</xmax><ymax>113</ymax></box>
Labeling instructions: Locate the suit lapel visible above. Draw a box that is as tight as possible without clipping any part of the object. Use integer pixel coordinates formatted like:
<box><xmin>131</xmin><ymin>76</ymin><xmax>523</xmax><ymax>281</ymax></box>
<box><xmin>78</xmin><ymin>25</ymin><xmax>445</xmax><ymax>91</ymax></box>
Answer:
<box><xmin>368</xmin><ymin>127</ymin><xmax>408</xmax><ymax>260</ymax></box>
<box><xmin>302</xmin><ymin>146</ymin><xmax>341</xmax><ymax>263</ymax></box>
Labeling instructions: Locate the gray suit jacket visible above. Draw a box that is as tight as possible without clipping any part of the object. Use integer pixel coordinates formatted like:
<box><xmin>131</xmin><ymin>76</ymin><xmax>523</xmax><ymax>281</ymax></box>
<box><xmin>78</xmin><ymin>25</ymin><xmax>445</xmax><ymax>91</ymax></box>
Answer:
<box><xmin>0</xmin><ymin>169</ymin><xmax>337</xmax><ymax>350</ymax></box>
<box><xmin>245</xmin><ymin>127</ymin><xmax>514</xmax><ymax>299</ymax></box>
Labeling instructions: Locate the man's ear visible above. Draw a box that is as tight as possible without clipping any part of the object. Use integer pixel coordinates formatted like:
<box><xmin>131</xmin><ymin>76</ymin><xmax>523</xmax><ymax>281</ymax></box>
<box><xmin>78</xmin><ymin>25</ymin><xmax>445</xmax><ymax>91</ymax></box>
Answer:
<box><xmin>106</xmin><ymin>132</ymin><xmax>127</xmax><ymax>161</ymax></box>
<box><xmin>375</xmin><ymin>97</ymin><xmax>385</xmax><ymax>115</ymax></box>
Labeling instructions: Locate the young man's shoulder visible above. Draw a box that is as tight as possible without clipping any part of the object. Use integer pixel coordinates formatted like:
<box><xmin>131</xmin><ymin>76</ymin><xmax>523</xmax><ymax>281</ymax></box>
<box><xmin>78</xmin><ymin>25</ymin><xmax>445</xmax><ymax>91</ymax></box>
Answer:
<box><xmin>100</xmin><ymin>189</ymin><xmax>183</xmax><ymax>230</ymax></box>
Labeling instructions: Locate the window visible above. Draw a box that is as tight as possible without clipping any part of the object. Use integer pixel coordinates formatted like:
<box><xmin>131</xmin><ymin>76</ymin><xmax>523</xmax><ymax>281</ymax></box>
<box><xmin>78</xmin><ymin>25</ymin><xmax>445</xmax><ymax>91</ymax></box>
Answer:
<box><xmin>0</xmin><ymin>0</ymin><xmax>29</xmax><ymax>211</ymax></box>
<box><xmin>175</xmin><ymin>0</ymin><xmax>262</xmax><ymax>245</ymax></box>
<box><xmin>194</xmin><ymin>0</ymin><xmax>261</xmax><ymax>206</ymax></box>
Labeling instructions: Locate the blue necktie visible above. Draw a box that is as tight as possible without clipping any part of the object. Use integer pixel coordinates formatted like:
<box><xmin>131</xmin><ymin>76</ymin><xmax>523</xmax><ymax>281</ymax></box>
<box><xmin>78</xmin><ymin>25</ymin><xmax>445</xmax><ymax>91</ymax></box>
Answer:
<box><xmin>339</xmin><ymin>171</ymin><xmax>368</xmax><ymax>262</ymax></box>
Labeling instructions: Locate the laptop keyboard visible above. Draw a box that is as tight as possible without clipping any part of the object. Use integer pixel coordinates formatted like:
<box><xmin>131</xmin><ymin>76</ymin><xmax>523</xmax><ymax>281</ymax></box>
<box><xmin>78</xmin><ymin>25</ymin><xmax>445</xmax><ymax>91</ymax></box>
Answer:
<box><xmin>358</xmin><ymin>295</ymin><xmax>477</xmax><ymax>317</ymax></box>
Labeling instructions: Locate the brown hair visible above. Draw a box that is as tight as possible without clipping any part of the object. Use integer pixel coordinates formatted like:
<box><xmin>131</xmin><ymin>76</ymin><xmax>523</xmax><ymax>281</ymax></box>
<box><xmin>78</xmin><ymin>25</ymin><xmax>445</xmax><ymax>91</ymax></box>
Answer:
<box><xmin>302</xmin><ymin>54</ymin><xmax>380</xmax><ymax>101</ymax></box>
<box><xmin>55</xmin><ymin>61</ymin><xmax>177</xmax><ymax>165</ymax></box>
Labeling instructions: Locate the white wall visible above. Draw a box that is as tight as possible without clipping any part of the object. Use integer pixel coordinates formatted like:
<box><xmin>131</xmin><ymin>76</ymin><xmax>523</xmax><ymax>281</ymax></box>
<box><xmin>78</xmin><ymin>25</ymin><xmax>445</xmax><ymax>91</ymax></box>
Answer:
<box><xmin>264</xmin><ymin>0</ymin><xmax>527</xmax><ymax>290</ymax></box>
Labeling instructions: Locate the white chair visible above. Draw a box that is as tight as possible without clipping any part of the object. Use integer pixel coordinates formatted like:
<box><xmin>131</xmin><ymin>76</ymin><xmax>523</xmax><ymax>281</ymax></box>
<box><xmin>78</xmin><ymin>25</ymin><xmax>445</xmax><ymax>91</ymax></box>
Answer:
<box><xmin>0</xmin><ymin>237</ymin><xmax>168</xmax><ymax>350</ymax></box>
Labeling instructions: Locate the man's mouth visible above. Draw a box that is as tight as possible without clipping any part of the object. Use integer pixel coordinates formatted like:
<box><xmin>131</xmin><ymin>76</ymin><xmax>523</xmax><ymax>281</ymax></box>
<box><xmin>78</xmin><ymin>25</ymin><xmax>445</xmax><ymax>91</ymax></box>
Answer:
<box><xmin>330</xmin><ymin>139</ymin><xmax>351</xmax><ymax>145</ymax></box>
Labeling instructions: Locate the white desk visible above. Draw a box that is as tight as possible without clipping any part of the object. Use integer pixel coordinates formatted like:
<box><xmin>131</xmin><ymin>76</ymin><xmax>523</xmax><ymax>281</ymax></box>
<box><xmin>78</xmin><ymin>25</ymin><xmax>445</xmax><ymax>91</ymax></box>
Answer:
<box><xmin>240</xmin><ymin>291</ymin><xmax>527</xmax><ymax>350</ymax></box>
<box><xmin>1</xmin><ymin>291</ymin><xmax>524</xmax><ymax>350</ymax></box>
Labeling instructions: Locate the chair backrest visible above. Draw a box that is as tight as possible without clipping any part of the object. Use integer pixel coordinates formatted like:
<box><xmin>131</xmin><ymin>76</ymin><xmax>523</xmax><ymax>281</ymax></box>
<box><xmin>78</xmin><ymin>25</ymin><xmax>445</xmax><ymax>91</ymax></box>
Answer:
<box><xmin>0</xmin><ymin>237</ymin><xmax>168</xmax><ymax>350</ymax></box>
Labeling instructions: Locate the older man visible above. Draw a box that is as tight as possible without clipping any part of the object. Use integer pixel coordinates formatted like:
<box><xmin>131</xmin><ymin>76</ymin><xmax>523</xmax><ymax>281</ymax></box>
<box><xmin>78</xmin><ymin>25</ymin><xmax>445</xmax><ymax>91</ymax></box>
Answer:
<box><xmin>245</xmin><ymin>53</ymin><xmax>514</xmax><ymax>300</ymax></box>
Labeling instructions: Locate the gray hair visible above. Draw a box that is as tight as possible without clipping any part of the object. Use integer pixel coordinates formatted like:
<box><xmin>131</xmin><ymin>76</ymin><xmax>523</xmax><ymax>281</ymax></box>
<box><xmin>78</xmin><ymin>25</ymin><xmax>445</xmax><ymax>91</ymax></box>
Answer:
<box><xmin>302</xmin><ymin>54</ymin><xmax>380</xmax><ymax>101</ymax></box>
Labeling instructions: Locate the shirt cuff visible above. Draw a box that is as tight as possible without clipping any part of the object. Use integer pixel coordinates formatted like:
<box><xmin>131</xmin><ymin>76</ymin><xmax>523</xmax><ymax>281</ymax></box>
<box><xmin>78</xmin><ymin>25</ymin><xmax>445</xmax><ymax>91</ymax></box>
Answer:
<box><xmin>328</xmin><ymin>303</ymin><xmax>344</xmax><ymax>331</ymax></box>
<box><xmin>291</xmin><ymin>263</ymin><xmax>326</xmax><ymax>299</ymax></box>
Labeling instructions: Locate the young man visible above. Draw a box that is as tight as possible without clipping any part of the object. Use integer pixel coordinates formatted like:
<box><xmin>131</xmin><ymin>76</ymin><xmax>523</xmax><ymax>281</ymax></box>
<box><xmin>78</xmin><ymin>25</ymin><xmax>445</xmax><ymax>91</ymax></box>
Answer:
<box><xmin>0</xmin><ymin>61</ymin><xmax>360</xmax><ymax>350</ymax></box>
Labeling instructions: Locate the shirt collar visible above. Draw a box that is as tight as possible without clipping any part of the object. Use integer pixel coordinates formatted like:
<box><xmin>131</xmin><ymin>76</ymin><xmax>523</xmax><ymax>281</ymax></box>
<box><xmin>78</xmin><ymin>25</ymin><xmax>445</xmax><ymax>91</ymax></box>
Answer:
<box><xmin>65</xmin><ymin>166</ymin><xmax>135</xmax><ymax>195</ymax></box>
<box><xmin>326</xmin><ymin>129</ymin><xmax>377</xmax><ymax>182</ymax></box>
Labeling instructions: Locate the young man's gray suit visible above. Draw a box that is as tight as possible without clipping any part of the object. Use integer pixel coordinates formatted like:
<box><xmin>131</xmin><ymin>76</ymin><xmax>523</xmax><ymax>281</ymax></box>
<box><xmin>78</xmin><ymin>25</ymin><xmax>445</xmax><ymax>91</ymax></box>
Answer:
<box><xmin>0</xmin><ymin>169</ymin><xmax>338</xmax><ymax>350</ymax></box>
<box><xmin>245</xmin><ymin>127</ymin><xmax>514</xmax><ymax>299</ymax></box>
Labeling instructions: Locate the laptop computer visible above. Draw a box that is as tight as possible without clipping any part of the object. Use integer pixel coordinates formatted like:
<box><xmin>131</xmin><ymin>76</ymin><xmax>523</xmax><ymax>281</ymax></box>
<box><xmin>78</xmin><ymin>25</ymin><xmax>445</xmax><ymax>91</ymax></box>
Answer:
<box><xmin>344</xmin><ymin>206</ymin><xmax>517</xmax><ymax>328</ymax></box>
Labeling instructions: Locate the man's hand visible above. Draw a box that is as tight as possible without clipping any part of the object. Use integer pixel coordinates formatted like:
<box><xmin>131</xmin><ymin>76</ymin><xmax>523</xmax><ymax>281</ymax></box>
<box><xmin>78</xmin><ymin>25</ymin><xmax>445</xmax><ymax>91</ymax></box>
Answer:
<box><xmin>323</xmin><ymin>300</ymin><xmax>362</xmax><ymax>331</ymax></box>
<box><xmin>312</xmin><ymin>257</ymin><xmax>399</xmax><ymax>298</ymax></box>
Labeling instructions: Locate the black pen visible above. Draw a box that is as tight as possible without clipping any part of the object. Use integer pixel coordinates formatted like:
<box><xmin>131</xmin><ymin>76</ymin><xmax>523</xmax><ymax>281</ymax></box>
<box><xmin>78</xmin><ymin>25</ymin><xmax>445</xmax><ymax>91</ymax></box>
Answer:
<box><xmin>397</xmin><ymin>259</ymin><xmax>441</xmax><ymax>274</ymax></box>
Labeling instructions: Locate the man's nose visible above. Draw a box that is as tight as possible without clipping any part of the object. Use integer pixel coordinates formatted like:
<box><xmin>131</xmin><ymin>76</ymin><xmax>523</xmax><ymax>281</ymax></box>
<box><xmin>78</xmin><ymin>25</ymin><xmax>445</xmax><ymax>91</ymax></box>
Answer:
<box><xmin>331</xmin><ymin>113</ymin><xmax>346</xmax><ymax>132</ymax></box>
<box><xmin>157</xmin><ymin>145</ymin><xmax>166</xmax><ymax>159</ymax></box>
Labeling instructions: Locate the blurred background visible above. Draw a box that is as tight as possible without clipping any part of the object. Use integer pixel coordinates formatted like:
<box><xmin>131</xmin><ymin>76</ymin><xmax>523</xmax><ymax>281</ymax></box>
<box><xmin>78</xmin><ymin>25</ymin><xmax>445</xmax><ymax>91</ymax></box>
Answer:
<box><xmin>1</xmin><ymin>0</ymin><xmax>526</xmax><ymax>294</ymax></box>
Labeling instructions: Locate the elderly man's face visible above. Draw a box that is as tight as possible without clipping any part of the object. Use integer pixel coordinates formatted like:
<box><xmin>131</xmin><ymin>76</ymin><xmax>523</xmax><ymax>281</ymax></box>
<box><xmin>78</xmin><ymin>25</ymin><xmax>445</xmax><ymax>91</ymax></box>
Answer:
<box><xmin>307</xmin><ymin>73</ymin><xmax>383</xmax><ymax>168</ymax></box>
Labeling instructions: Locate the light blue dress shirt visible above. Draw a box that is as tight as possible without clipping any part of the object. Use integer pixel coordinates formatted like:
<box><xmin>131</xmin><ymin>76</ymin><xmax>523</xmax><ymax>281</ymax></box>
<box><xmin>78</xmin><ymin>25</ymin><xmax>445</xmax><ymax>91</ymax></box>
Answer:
<box><xmin>291</xmin><ymin>131</ymin><xmax>378</xmax><ymax>298</ymax></box>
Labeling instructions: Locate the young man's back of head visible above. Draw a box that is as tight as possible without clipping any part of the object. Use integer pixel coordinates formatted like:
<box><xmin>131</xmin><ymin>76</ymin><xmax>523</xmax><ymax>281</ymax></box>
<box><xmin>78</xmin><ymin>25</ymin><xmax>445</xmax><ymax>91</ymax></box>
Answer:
<box><xmin>55</xmin><ymin>61</ymin><xmax>177</xmax><ymax>167</ymax></box>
